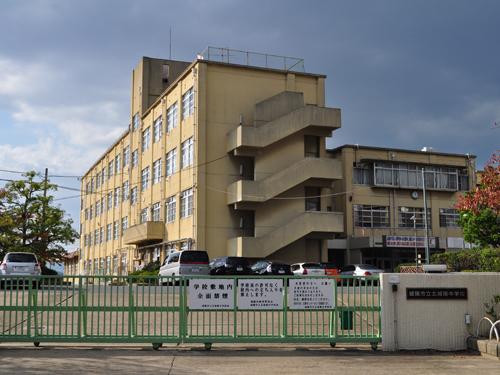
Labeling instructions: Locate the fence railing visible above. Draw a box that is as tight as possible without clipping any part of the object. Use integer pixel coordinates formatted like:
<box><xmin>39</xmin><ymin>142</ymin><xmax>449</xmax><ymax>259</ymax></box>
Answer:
<box><xmin>0</xmin><ymin>275</ymin><xmax>380</xmax><ymax>349</ymax></box>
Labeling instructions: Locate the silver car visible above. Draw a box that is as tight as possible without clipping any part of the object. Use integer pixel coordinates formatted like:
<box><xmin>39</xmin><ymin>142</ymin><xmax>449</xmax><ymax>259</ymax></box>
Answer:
<box><xmin>158</xmin><ymin>250</ymin><xmax>210</xmax><ymax>285</ymax></box>
<box><xmin>290</xmin><ymin>262</ymin><xmax>326</xmax><ymax>276</ymax></box>
<box><xmin>0</xmin><ymin>252</ymin><xmax>41</xmax><ymax>276</ymax></box>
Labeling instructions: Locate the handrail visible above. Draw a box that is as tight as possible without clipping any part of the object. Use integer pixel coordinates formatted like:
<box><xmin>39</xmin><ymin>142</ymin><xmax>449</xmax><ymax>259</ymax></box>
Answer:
<box><xmin>475</xmin><ymin>316</ymin><xmax>499</xmax><ymax>340</ymax></box>
<box><xmin>489</xmin><ymin>320</ymin><xmax>500</xmax><ymax>341</ymax></box>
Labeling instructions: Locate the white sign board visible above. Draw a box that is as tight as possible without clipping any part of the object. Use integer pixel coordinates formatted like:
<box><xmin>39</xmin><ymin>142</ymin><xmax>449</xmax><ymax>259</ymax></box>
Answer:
<box><xmin>237</xmin><ymin>279</ymin><xmax>283</xmax><ymax>310</ymax></box>
<box><xmin>188</xmin><ymin>279</ymin><xmax>234</xmax><ymax>310</ymax></box>
<box><xmin>288</xmin><ymin>279</ymin><xmax>335</xmax><ymax>310</ymax></box>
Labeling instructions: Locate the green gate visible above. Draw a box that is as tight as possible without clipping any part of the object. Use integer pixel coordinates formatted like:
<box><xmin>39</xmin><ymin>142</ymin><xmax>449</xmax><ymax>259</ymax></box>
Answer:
<box><xmin>0</xmin><ymin>275</ymin><xmax>381</xmax><ymax>349</ymax></box>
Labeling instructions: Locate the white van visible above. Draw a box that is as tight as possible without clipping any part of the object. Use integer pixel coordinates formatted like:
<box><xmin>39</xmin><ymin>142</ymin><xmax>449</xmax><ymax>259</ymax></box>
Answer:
<box><xmin>158</xmin><ymin>250</ymin><xmax>209</xmax><ymax>284</ymax></box>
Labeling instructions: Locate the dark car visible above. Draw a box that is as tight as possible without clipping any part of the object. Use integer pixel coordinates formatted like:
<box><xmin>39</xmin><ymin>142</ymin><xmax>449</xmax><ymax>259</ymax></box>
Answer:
<box><xmin>209</xmin><ymin>257</ymin><xmax>252</xmax><ymax>275</ymax></box>
<box><xmin>251</xmin><ymin>260</ymin><xmax>293</xmax><ymax>276</ymax></box>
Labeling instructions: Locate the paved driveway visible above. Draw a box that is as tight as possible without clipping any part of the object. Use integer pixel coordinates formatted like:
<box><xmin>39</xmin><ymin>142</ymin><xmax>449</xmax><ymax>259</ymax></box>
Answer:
<box><xmin>0</xmin><ymin>344</ymin><xmax>498</xmax><ymax>375</ymax></box>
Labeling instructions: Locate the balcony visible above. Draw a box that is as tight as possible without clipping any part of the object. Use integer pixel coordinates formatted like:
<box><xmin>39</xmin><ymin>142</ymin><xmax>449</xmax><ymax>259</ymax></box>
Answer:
<box><xmin>227</xmin><ymin>105</ymin><xmax>341</xmax><ymax>156</ymax></box>
<box><xmin>227</xmin><ymin>158</ymin><xmax>342</xmax><ymax>206</ymax></box>
<box><xmin>123</xmin><ymin>221</ymin><xmax>165</xmax><ymax>245</ymax></box>
<box><xmin>227</xmin><ymin>211</ymin><xmax>344</xmax><ymax>259</ymax></box>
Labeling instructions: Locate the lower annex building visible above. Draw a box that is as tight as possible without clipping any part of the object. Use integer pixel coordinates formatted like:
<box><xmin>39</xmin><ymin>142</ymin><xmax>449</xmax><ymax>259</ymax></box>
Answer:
<box><xmin>78</xmin><ymin>48</ymin><xmax>475</xmax><ymax>274</ymax></box>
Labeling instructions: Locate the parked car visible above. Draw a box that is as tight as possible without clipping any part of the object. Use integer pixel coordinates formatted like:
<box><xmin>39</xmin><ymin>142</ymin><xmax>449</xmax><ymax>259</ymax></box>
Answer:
<box><xmin>320</xmin><ymin>262</ymin><xmax>340</xmax><ymax>277</ymax></box>
<box><xmin>158</xmin><ymin>250</ymin><xmax>209</xmax><ymax>284</ymax></box>
<box><xmin>339</xmin><ymin>264</ymin><xmax>384</xmax><ymax>277</ymax></box>
<box><xmin>290</xmin><ymin>262</ymin><xmax>325</xmax><ymax>276</ymax></box>
<box><xmin>0</xmin><ymin>252</ymin><xmax>41</xmax><ymax>288</ymax></box>
<box><xmin>251</xmin><ymin>260</ymin><xmax>293</xmax><ymax>276</ymax></box>
<box><xmin>209</xmin><ymin>257</ymin><xmax>252</xmax><ymax>275</ymax></box>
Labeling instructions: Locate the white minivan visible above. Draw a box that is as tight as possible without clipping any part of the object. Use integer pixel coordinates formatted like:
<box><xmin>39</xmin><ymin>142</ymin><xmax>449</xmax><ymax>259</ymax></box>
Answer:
<box><xmin>158</xmin><ymin>250</ymin><xmax>209</xmax><ymax>285</ymax></box>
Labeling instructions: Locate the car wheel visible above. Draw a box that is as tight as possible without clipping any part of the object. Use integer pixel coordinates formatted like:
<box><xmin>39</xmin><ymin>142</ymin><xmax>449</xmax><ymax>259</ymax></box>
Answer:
<box><xmin>370</xmin><ymin>342</ymin><xmax>378</xmax><ymax>351</ymax></box>
<box><xmin>152</xmin><ymin>343</ymin><xmax>163</xmax><ymax>350</ymax></box>
<box><xmin>329</xmin><ymin>342</ymin><xmax>336</xmax><ymax>348</ymax></box>
<box><xmin>204</xmin><ymin>343</ymin><xmax>212</xmax><ymax>351</ymax></box>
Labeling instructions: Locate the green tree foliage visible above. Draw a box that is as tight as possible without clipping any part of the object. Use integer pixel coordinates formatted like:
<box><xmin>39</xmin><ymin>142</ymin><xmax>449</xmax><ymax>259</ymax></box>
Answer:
<box><xmin>456</xmin><ymin>151</ymin><xmax>499</xmax><ymax>247</ymax></box>
<box><xmin>431</xmin><ymin>248</ymin><xmax>500</xmax><ymax>272</ymax></box>
<box><xmin>0</xmin><ymin>172</ymin><xmax>79</xmax><ymax>263</ymax></box>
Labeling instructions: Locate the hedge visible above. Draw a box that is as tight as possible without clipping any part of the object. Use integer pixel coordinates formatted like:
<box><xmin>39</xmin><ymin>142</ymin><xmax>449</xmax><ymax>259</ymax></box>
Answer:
<box><xmin>430</xmin><ymin>248</ymin><xmax>500</xmax><ymax>272</ymax></box>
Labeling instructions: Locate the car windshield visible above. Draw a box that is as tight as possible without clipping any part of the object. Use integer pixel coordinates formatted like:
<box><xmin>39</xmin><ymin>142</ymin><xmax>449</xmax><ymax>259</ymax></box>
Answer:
<box><xmin>180</xmin><ymin>251</ymin><xmax>209</xmax><ymax>263</ymax></box>
<box><xmin>6</xmin><ymin>253</ymin><xmax>37</xmax><ymax>263</ymax></box>
<box><xmin>302</xmin><ymin>263</ymin><xmax>322</xmax><ymax>269</ymax></box>
<box><xmin>359</xmin><ymin>264</ymin><xmax>380</xmax><ymax>270</ymax></box>
<box><xmin>226</xmin><ymin>257</ymin><xmax>249</xmax><ymax>266</ymax></box>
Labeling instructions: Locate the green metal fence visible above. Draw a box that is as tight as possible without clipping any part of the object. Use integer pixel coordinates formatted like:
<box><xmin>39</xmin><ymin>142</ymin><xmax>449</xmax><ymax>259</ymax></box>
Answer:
<box><xmin>0</xmin><ymin>275</ymin><xmax>381</xmax><ymax>349</ymax></box>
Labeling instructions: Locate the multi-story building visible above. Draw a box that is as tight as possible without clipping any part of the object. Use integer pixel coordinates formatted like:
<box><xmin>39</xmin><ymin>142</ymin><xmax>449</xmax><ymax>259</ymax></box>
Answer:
<box><xmin>327</xmin><ymin>145</ymin><xmax>476</xmax><ymax>270</ymax></box>
<box><xmin>79</xmin><ymin>48</ymin><xmax>344</xmax><ymax>274</ymax></box>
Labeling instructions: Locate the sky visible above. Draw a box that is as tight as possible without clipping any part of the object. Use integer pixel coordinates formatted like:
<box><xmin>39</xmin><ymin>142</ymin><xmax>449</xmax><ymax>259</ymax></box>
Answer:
<box><xmin>0</xmin><ymin>0</ymin><xmax>499</xmax><ymax>248</ymax></box>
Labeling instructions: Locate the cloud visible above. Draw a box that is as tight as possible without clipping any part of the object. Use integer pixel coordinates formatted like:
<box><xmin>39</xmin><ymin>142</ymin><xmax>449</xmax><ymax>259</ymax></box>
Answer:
<box><xmin>0</xmin><ymin>58</ymin><xmax>56</xmax><ymax>98</ymax></box>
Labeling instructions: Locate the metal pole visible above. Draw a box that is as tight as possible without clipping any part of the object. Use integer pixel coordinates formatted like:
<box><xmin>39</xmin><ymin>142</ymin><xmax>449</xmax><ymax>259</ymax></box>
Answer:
<box><xmin>413</xmin><ymin>217</ymin><xmax>417</xmax><ymax>269</ymax></box>
<box><xmin>421</xmin><ymin>168</ymin><xmax>430</xmax><ymax>264</ymax></box>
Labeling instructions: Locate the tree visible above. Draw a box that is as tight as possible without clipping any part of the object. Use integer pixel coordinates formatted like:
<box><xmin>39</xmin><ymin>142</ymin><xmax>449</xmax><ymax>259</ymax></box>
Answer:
<box><xmin>455</xmin><ymin>151</ymin><xmax>500</xmax><ymax>247</ymax></box>
<box><xmin>0</xmin><ymin>171</ymin><xmax>79</xmax><ymax>263</ymax></box>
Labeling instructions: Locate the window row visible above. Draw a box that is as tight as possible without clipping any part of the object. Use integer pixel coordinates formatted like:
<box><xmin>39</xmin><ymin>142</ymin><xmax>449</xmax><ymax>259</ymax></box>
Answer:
<box><xmin>131</xmin><ymin>86</ymin><xmax>193</xmax><ymax>134</ymax></box>
<box><xmin>353</xmin><ymin>162</ymin><xmax>469</xmax><ymax>191</ymax></box>
<box><xmin>83</xmin><ymin>217</ymin><xmax>128</xmax><ymax>247</ymax></box>
<box><xmin>353</xmin><ymin>205</ymin><xmax>460</xmax><ymax>228</ymax></box>
<box><xmin>139</xmin><ymin>188</ymin><xmax>194</xmax><ymax>223</ymax></box>
<box><xmin>82</xmin><ymin>254</ymin><xmax>128</xmax><ymax>276</ymax></box>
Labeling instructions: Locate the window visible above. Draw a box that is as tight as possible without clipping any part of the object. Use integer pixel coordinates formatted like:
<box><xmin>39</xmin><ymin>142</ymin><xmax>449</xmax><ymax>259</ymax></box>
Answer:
<box><xmin>113</xmin><ymin>221</ymin><xmax>119</xmax><ymax>240</ymax></box>
<box><xmin>131</xmin><ymin>149</ymin><xmax>138</xmax><ymax>168</ymax></box>
<box><xmin>85</xmin><ymin>182</ymin><xmax>90</xmax><ymax>195</ymax></box>
<box><xmin>152</xmin><ymin>202</ymin><xmax>161</xmax><ymax>221</ymax></box>
<box><xmin>182</xmin><ymin>87</ymin><xmax>194</xmax><ymax>119</ymax></box>
<box><xmin>353</xmin><ymin>163</ymin><xmax>373</xmax><ymax>185</ymax></box>
<box><xmin>141</xmin><ymin>166</ymin><xmax>150</xmax><ymax>191</ymax></box>
<box><xmin>113</xmin><ymin>255</ymin><xmax>118</xmax><ymax>274</ymax></box>
<box><xmin>122</xmin><ymin>181</ymin><xmax>129</xmax><ymax>201</ymax></box>
<box><xmin>107</xmin><ymin>192</ymin><xmax>113</xmax><ymax>210</ymax></box>
<box><xmin>142</xmin><ymin>127</ymin><xmax>150</xmax><ymax>153</ymax></box>
<box><xmin>305</xmin><ymin>187</ymin><xmax>321</xmax><ymax>211</ymax></box>
<box><xmin>354</xmin><ymin>205</ymin><xmax>390</xmax><ymax>228</ymax></box>
<box><xmin>132</xmin><ymin>112</ymin><xmax>140</xmax><ymax>131</ymax></box>
<box><xmin>458</xmin><ymin>170</ymin><xmax>469</xmax><ymax>191</ymax></box>
<box><xmin>140</xmin><ymin>207</ymin><xmax>149</xmax><ymax>223</ymax></box>
<box><xmin>84</xmin><ymin>208</ymin><xmax>89</xmax><ymax>220</ymax></box>
<box><xmin>153</xmin><ymin>158</ymin><xmax>162</xmax><ymax>184</ymax></box>
<box><xmin>100</xmin><ymin>257</ymin><xmax>105</xmax><ymax>275</ymax></box>
<box><xmin>180</xmin><ymin>188</ymin><xmax>193</xmax><ymax>218</ymax></box>
<box><xmin>123</xmin><ymin>146</ymin><xmax>130</xmax><ymax>168</ymax></box>
<box><xmin>114</xmin><ymin>187</ymin><xmax>121</xmax><ymax>207</ymax></box>
<box><xmin>89</xmin><ymin>206</ymin><xmax>93</xmax><ymax>220</ymax></box>
<box><xmin>93</xmin><ymin>259</ymin><xmax>98</xmax><ymax>275</ymax></box>
<box><xmin>121</xmin><ymin>216</ymin><xmax>128</xmax><ymax>232</ymax></box>
<box><xmin>373</xmin><ymin>162</ymin><xmax>462</xmax><ymax>191</ymax></box>
<box><xmin>96</xmin><ymin>173</ymin><xmax>101</xmax><ymax>188</ymax></box>
<box><xmin>439</xmin><ymin>208</ymin><xmax>460</xmax><ymax>227</ymax></box>
<box><xmin>108</xmin><ymin>160</ymin><xmax>114</xmax><ymax>178</ymax></box>
<box><xmin>398</xmin><ymin>207</ymin><xmax>432</xmax><ymax>229</ymax></box>
<box><xmin>181</xmin><ymin>137</ymin><xmax>194</xmax><ymax>168</ymax></box>
<box><xmin>153</xmin><ymin>116</ymin><xmax>162</xmax><ymax>143</ymax></box>
<box><xmin>121</xmin><ymin>254</ymin><xmax>127</xmax><ymax>275</ymax></box>
<box><xmin>130</xmin><ymin>187</ymin><xmax>138</xmax><ymax>205</ymax></box>
<box><xmin>95</xmin><ymin>201</ymin><xmax>100</xmax><ymax>216</ymax></box>
<box><xmin>304</xmin><ymin>135</ymin><xmax>320</xmax><ymax>158</ymax></box>
<box><xmin>101</xmin><ymin>168</ymin><xmax>105</xmax><ymax>184</ymax></box>
<box><xmin>167</xmin><ymin>102</ymin><xmax>178</xmax><ymax>132</ymax></box>
<box><xmin>100</xmin><ymin>199</ymin><xmax>104</xmax><ymax>215</ymax></box>
<box><xmin>106</xmin><ymin>224</ymin><xmax>112</xmax><ymax>241</ymax></box>
<box><xmin>166</xmin><ymin>148</ymin><xmax>177</xmax><ymax>176</ymax></box>
<box><xmin>115</xmin><ymin>154</ymin><xmax>121</xmax><ymax>172</ymax></box>
<box><xmin>94</xmin><ymin>229</ymin><xmax>99</xmax><ymax>245</ymax></box>
<box><xmin>166</xmin><ymin>196</ymin><xmax>176</xmax><ymax>223</ymax></box>
<box><xmin>90</xmin><ymin>177</ymin><xmax>95</xmax><ymax>192</ymax></box>
<box><xmin>99</xmin><ymin>227</ymin><xmax>104</xmax><ymax>244</ymax></box>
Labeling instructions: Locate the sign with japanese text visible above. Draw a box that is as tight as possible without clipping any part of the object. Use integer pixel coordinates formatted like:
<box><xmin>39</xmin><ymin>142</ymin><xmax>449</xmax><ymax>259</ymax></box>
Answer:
<box><xmin>385</xmin><ymin>236</ymin><xmax>437</xmax><ymax>248</ymax></box>
<box><xmin>406</xmin><ymin>288</ymin><xmax>467</xmax><ymax>300</ymax></box>
<box><xmin>288</xmin><ymin>279</ymin><xmax>334</xmax><ymax>310</ymax></box>
<box><xmin>188</xmin><ymin>279</ymin><xmax>235</xmax><ymax>309</ymax></box>
<box><xmin>237</xmin><ymin>279</ymin><xmax>283</xmax><ymax>310</ymax></box>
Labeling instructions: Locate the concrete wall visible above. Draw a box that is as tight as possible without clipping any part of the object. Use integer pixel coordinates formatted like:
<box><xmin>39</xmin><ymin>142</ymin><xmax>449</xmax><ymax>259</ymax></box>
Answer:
<box><xmin>380</xmin><ymin>273</ymin><xmax>500</xmax><ymax>351</ymax></box>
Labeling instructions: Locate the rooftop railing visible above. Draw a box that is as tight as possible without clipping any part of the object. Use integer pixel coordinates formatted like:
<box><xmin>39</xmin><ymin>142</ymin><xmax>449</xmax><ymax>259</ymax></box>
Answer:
<box><xmin>198</xmin><ymin>47</ymin><xmax>305</xmax><ymax>72</ymax></box>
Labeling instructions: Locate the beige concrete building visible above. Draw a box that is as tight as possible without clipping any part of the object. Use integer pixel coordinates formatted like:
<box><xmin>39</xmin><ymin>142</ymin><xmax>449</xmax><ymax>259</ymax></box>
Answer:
<box><xmin>79</xmin><ymin>48</ymin><xmax>344</xmax><ymax>274</ymax></box>
<box><xmin>327</xmin><ymin>145</ymin><xmax>476</xmax><ymax>270</ymax></box>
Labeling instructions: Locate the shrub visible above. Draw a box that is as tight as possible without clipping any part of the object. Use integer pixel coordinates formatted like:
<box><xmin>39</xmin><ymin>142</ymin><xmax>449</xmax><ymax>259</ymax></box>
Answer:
<box><xmin>431</xmin><ymin>248</ymin><xmax>500</xmax><ymax>272</ymax></box>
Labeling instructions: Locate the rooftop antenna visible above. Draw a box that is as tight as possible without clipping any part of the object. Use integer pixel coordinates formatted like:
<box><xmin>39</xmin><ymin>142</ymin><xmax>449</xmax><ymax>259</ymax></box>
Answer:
<box><xmin>169</xmin><ymin>27</ymin><xmax>172</xmax><ymax>59</ymax></box>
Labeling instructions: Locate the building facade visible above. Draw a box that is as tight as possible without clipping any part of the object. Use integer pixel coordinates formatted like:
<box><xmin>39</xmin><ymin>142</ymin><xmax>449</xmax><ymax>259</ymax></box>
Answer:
<box><xmin>327</xmin><ymin>145</ymin><xmax>476</xmax><ymax>270</ymax></box>
<box><xmin>79</xmin><ymin>50</ymin><xmax>344</xmax><ymax>275</ymax></box>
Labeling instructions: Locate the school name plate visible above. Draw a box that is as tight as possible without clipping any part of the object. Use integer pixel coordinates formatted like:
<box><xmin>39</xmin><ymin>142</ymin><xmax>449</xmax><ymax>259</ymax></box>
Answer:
<box><xmin>406</xmin><ymin>288</ymin><xmax>467</xmax><ymax>300</ymax></box>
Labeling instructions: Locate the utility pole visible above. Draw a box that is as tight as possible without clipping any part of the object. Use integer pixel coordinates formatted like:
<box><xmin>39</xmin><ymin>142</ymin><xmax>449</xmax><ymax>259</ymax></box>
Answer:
<box><xmin>41</xmin><ymin>168</ymin><xmax>48</xmax><ymax>258</ymax></box>
<box><xmin>421</xmin><ymin>168</ymin><xmax>430</xmax><ymax>264</ymax></box>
